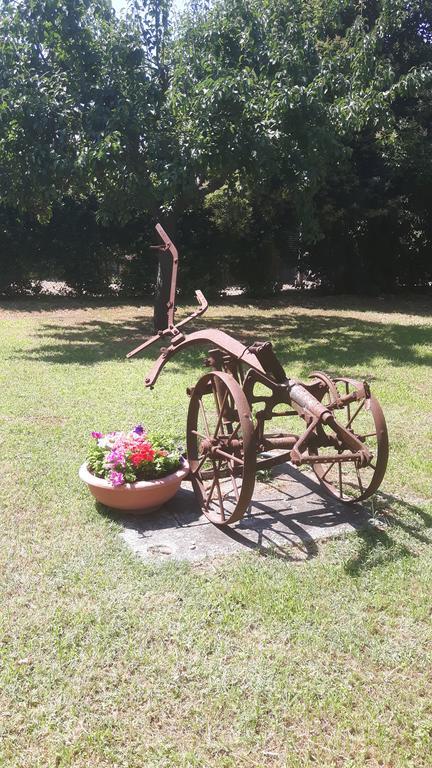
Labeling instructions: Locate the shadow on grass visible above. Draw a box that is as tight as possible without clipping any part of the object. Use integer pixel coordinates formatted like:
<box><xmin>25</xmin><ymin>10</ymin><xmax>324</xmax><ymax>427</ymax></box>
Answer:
<box><xmin>343</xmin><ymin>492</ymin><xmax>432</xmax><ymax>576</ymax></box>
<box><xmin>16</xmin><ymin>317</ymin><xmax>156</xmax><ymax>365</ymax></box>
<box><xmin>13</xmin><ymin>310</ymin><xmax>432</xmax><ymax>373</ymax></box>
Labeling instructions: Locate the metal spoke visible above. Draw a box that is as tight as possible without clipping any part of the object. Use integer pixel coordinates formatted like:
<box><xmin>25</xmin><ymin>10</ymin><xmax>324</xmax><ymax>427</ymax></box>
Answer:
<box><xmin>204</xmin><ymin>474</ymin><xmax>218</xmax><ymax>511</ymax></box>
<box><xmin>214</xmin><ymin>448</ymin><xmax>243</xmax><ymax>465</ymax></box>
<box><xmin>227</xmin><ymin>463</ymin><xmax>240</xmax><ymax>501</ymax></box>
<box><xmin>338</xmin><ymin>462</ymin><xmax>343</xmax><ymax>499</ymax></box>
<box><xmin>211</xmin><ymin>459</ymin><xmax>225</xmax><ymax>522</ymax></box>
<box><xmin>346</xmin><ymin>398</ymin><xmax>365</xmax><ymax>429</ymax></box>
<box><xmin>211</xmin><ymin>382</ymin><xmax>227</xmax><ymax>437</ymax></box>
<box><xmin>216</xmin><ymin>482</ymin><xmax>225</xmax><ymax>522</ymax></box>
<box><xmin>212</xmin><ymin>388</ymin><xmax>229</xmax><ymax>439</ymax></box>
<box><xmin>199</xmin><ymin>399</ymin><xmax>211</xmax><ymax>438</ymax></box>
<box><xmin>196</xmin><ymin>454</ymin><xmax>209</xmax><ymax>472</ymax></box>
<box><xmin>346</xmin><ymin>381</ymin><xmax>351</xmax><ymax>424</ymax></box>
<box><xmin>321</xmin><ymin>461</ymin><xmax>336</xmax><ymax>481</ymax></box>
<box><xmin>192</xmin><ymin>429</ymin><xmax>208</xmax><ymax>441</ymax></box>
<box><xmin>355</xmin><ymin>463</ymin><xmax>364</xmax><ymax>495</ymax></box>
<box><xmin>227</xmin><ymin>423</ymin><xmax>241</xmax><ymax>444</ymax></box>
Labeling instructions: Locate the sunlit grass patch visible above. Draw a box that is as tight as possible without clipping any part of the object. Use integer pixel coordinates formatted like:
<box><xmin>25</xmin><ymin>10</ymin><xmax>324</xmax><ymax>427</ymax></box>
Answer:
<box><xmin>0</xmin><ymin>294</ymin><xmax>431</xmax><ymax>767</ymax></box>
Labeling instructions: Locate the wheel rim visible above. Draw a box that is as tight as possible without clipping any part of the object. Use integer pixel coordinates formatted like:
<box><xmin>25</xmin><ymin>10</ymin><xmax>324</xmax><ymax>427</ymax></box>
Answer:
<box><xmin>310</xmin><ymin>376</ymin><xmax>388</xmax><ymax>503</ymax></box>
<box><xmin>187</xmin><ymin>371</ymin><xmax>256</xmax><ymax>525</ymax></box>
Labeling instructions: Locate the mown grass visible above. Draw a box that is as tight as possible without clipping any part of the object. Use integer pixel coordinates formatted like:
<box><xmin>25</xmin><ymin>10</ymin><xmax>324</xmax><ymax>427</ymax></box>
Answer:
<box><xmin>0</xmin><ymin>294</ymin><xmax>431</xmax><ymax>767</ymax></box>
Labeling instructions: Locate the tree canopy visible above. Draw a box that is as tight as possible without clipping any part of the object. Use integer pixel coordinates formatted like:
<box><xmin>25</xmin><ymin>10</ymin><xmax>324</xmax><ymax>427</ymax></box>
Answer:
<box><xmin>0</xmin><ymin>0</ymin><xmax>431</xmax><ymax>294</ymax></box>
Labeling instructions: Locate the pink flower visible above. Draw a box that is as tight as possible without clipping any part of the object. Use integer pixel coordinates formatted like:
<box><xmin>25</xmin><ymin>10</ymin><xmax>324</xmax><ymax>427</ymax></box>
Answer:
<box><xmin>109</xmin><ymin>470</ymin><xmax>124</xmax><ymax>487</ymax></box>
<box><xmin>106</xmin><ymin>449</ymin><xmax>125</xmax><ymax>466</ymax></box>
<box><xmin>91</xmin><ymin>431</ymin><xmax>103</xmax><ymax>439</ymax></box>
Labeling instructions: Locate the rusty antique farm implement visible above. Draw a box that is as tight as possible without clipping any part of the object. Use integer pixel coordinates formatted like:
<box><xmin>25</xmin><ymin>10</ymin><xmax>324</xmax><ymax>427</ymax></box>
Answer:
<box><xmin>127</xmin><ymin>225</ymin><xmax>389</xmax><ymax>526</ymax></box>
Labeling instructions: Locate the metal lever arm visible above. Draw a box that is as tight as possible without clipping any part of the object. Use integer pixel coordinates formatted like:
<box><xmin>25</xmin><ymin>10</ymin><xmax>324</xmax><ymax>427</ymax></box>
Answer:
<box><xmin>175</xmin><ymin>290</ymin><xmax>208</xmax><ymax>330</ymax></box>
<box><xmin>143</xmin><ymin>329</ymin><xmax>266</xmax><ymax>388</ymax></box>
<box><xmin>126</xmin><ymin>289</ymin><xmax>208</xmax><ymax>359</ymax></box>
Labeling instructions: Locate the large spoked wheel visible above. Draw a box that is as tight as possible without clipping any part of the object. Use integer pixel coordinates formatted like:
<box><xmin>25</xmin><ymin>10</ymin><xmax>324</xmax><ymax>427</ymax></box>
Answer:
<box><xmin>309</xmin><ymin>375</ymin><xmax>389</xmax><ymax>503</ymax></box>
<box><xmin>187</xmin><ymin>371</ymin><xmax>256</xmax><ymax>525</ymax></box>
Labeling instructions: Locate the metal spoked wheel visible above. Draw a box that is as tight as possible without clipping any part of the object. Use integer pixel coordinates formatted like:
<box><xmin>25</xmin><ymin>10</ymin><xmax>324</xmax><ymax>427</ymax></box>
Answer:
<box><xmin>309</xmin><ymin>375</ymin><xmax>389</xmax><ymax>503</ymax></box>
<box><xmin>187</xmin><ymin>371</ymin><xmax>256</xmax><ymax>525</ymax></box>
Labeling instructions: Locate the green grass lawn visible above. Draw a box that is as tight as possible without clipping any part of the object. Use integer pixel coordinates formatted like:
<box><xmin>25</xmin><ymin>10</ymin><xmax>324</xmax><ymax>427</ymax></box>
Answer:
<box><xmin>0</xmin><ymin>294</ymin><xmax>431</xmax><ymax>768</ymax></box>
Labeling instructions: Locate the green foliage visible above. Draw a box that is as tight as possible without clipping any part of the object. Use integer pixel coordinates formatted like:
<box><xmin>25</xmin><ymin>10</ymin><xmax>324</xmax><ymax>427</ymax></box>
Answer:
<box><xmin>172</xmin><ymin>0</ymin><xmax>432</xmax><ymax>291</ymax></box>
<box><xmin>0</xmin><ymin>0</ymin><xmax>431</xmax><ymax>294</ymax></box>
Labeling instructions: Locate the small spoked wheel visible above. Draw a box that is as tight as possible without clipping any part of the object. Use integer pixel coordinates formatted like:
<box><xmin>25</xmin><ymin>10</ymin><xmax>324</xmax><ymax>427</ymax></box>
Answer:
<box><xmin>187</xmin><ymin>371</ymin><xmax>256</xmax><ymax>525</ymax></box>
<box><xmin>310</xmin><ymin>375</ymin><xmax>389</xmax><ymax>503</ymax></box>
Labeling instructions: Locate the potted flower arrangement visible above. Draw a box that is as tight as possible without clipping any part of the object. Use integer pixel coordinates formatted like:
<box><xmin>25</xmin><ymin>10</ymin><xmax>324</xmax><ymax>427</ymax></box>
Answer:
<box><xmin>79</xmin><ymin>425</ymin><xmax>189</xmax><ymax>513</ymax></box>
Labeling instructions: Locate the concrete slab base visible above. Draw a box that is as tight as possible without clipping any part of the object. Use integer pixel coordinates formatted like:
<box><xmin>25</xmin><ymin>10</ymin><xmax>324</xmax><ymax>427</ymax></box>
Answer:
<box><xmin>118</xmin><ymin>464</ymin><xmax>371</xmax><ymax>564</ymax></box>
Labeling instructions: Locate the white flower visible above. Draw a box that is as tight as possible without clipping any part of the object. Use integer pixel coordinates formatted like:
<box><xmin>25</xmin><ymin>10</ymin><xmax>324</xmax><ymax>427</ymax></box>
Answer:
<box><xmin>98</xmin><ymin>436</ymin><xmax>116</xmax><ymax>449</ymax></box>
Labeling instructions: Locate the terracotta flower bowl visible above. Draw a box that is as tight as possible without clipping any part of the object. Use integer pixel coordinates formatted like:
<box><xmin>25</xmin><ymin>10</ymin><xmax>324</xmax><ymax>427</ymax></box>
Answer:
<box><xmin>79</xmin><ymin>460</ymin><xmax>189</xmax><ymax>514</ymax></box>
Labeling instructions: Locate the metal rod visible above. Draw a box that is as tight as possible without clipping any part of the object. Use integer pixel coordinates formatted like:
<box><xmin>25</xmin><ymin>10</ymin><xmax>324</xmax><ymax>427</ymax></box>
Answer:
<box><xmin>199</xmin><ymin>399</ymin><xmax>211</xmax><ymax>438</ymax></box>
<box><xmin>228</xmin><ymin>465</ymin><xmax>240</xmax><ymax>500</ymax></box>
<box><xmin>346</xmin><ymin>381</ymin><xmax>351</xmax><ymax>424</ymax></box>
<box><xmin>204</xmin><ymin>474</ymin><xmax>218</xmax><ymax>512</ymax></box>
<box><xmin>196</xmin><ymin>454</ymin><xmax>208</xmax><ymax>472</ymax></box>
<box><xmin>191</xmin><ymin>429</ymin><xmax>208</xmax><ymax>441</ymax></box>
<box><xmin>214</xmin><ymin>448</ymin><xmax>244</xmax><ymax>465</ymax></box>
<box><xmin>346</xmin><ymin>398</ymin><xmax>365</xmax><ymax>429</ymax></box>
<box><xmin>355</xmin><ymin>463</ymin><xmax>364</xmax><ymax>495</ymax></box>
<box><xmin>227</xmin><ymin>424</ymin><xmax>241</xmax><ymax>444</ymax></box>
<box><xmin>338</xmin><ymin>462</ymin><xmax>343</xmax><ymax>498</ymax></box>
<box><xmin>212</xmin><ymin>388</ymin><xmax>229</xmax><ymax>439</ymax></box>
<box><xmin>212</xmin><ymin>460</ymin><xmax>225</xmax><ymax>522</ymax></box>
<box><xmin>321</xmin><ymin>461</ymin><xmax>336</xmax><ymax>481</ymax></box>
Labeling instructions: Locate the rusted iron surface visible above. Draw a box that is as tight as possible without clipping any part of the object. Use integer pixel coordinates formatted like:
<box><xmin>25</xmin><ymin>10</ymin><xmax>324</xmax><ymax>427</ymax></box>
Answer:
<box><xmin>127</xmin><ymin>225</ymin><xmax>389</xmax><ymax>526</ymax></box>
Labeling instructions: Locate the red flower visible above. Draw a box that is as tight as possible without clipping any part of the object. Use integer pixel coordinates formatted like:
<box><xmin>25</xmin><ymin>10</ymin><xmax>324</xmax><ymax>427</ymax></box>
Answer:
<box><xmin>130</xmin><ymin>443</ymin><xmax>155</xmax><ymax>465</ymax></box>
